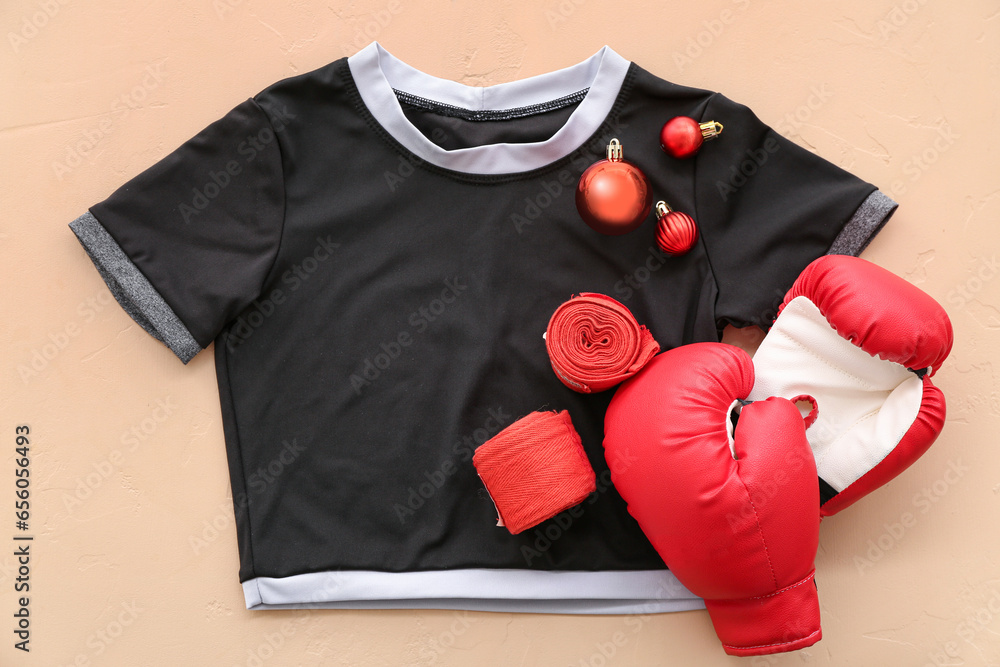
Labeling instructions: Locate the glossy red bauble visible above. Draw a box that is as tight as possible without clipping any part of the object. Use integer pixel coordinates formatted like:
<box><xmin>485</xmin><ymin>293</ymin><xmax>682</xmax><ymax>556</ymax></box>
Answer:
<box><xmin>654</xmin><ymin>200</ymin><xmax>698</xmax><ymax>256</ymax></box>
<box><xmin>659</xmin><ymin>117</ymin><xmax>723</xmax><ymax>159</ymax></box>
<box><xmin>576</xmin><ymin>138</ymin><xmax>653</xmax><ymax>235</ymax></box>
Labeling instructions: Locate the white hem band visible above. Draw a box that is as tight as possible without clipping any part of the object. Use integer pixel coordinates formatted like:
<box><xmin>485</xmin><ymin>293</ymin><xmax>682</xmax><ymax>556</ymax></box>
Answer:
<box><xmin>243</xmin><ymin>568</ymin><xmax>702</xmax><ymax>614</ymax></box>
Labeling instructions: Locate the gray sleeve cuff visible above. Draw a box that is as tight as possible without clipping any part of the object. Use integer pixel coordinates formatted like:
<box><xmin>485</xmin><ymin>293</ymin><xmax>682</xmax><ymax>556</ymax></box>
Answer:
<box><xmin>827</xmin><ymin>189</ymin><xmax>898</xmax><ymax>256</ymax></box>
<box><xmin>69</xmin><ymin>211</ymin><xmax>203</xmax><ymax>364</ymax></box>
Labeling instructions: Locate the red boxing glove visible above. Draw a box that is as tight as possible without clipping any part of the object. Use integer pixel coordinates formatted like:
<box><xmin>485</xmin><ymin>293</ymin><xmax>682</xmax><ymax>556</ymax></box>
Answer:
<box><xmin>749</xmin><ymin>255</ymin><xmax>954</xmax><ymax>517</ymax></box>
<box><xmin>545</xmin><ymin>293</ymin><xmax>659</xmax><ymax>393</ymax></box>
<box><xmin>604</xmin><ymin>343</ymin><xmax>821</xmax><ymax>656</ymax></box>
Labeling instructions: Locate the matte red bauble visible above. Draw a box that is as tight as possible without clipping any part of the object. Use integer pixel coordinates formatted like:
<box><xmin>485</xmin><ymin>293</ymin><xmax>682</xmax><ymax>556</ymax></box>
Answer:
<box><xmin>659</xmin><ymin>117</ymin><xmax>723</xmax><ymax>159</ymax></box>
<box><xmin>576</xmin><ymin>138</ymin><xmax>653</xmax><ymax>235</ymax></box>
<box><xmin>654</xmin><ymin>200</ymin><xmax>698</xmax><ymax>256</ymax></box>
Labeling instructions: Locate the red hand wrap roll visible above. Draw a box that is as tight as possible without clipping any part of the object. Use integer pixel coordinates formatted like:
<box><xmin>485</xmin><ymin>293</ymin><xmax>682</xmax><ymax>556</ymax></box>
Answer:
<box><xmin>472</xmin><ymin>411</ymin><xmax>596</xmax><ymax>535</ymax></box>
<box><xmin>545</xmin><ymin>293</ymin><xmax>660</xmax><ymax>393</ymax></box>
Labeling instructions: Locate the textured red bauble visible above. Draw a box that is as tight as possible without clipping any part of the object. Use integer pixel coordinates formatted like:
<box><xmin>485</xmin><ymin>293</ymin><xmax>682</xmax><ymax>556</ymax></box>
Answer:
<box><xmin>654</xmin><ymin>200</ymin><xmax>698</xmax><ymax>255</ymax></box>
<box><xmin>659</xmin><ymin>117</ymin><xmax>723</xmax><ymax>159</ymax></box>
<box><xmin>576</xmin><ymin>138</ymin><xmax>653</xmax><ymax>235</ymax></box>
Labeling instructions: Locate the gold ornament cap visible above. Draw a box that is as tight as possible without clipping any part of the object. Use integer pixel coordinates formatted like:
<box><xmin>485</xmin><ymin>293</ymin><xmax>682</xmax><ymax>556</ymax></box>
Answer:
<box><xmin>699</xmin><ymin>121</ymin><xmax>724</xmax><ymax>141</ymax></box>
<box><xmin>655</xmin><ymin>200</ymin><xmax>673</xmax><ymax>217</ymax></box>
<box><xmin>606</xmin><ymin>138</ymin><xmax>623</xmax><ymax>161</ymax></box>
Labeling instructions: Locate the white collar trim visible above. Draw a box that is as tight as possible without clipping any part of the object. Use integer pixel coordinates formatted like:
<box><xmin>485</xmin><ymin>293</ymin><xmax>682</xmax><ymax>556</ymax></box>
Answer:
<box><xmin>347</xmin><ymin>42</ymin><xmax>631</xmax><ymax>175</ymax></box>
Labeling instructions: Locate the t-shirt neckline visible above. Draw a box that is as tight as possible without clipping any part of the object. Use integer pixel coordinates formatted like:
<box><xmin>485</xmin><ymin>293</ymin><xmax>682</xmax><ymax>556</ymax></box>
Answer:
<box><xmin>346</xmin><ymin>41</ymin><xmax>632</xmax><ymax>176</ymax></box>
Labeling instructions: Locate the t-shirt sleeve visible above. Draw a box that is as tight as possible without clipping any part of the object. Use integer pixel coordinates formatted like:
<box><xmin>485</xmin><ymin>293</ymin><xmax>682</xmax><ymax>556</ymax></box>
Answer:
<box><xmin>68</xmin><ymin>97</ymin><xmax>285</xmax><ymax>363</ymax></box>
<box><xmin>694</xmin><ymin>92</ymin><xmax>897</xmax><ymax>332</ymax></box>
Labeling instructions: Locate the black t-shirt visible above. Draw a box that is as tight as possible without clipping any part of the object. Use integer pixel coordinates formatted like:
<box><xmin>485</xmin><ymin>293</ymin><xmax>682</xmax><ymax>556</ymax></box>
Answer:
<box><xmin>69</xmin><ymin>41</ymin><xmax>896</xmax><ymax>613</ymax></box>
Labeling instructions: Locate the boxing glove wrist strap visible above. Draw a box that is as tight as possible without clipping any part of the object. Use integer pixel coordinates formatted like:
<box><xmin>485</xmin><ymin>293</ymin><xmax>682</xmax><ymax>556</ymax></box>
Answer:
<box><xmin>703</xmin><ymin>570</ymin><xmax>821</xmax><ymax>657</ymax></box>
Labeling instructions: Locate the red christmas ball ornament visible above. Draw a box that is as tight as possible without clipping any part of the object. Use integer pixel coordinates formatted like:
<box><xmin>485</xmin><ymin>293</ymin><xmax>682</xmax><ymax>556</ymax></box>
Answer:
<box><xmin>654</xmin><ymin>200</ymin><xmax>698</xmax><ymax>256</ymax></box>
<box><xmin>659</xmin><ymin>117</ymin><xmax>723</xmax><ymax>159</ymax></box>
<box><xmin>576</xmin><ymin>138</ymin><xmax>653</xmax><ymax>235</ymax></box>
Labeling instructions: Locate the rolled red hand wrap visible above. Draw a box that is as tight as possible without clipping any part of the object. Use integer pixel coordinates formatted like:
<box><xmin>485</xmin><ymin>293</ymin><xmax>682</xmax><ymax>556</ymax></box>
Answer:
<box><xmin>545</xmin><ymin>293</ymin><xmax>660</xmax><ymax>393</ymax></box>
<box><xmin>472</xmin><ymin>410</ymin><xmax>596</xmax><ymax>535</ymax></box>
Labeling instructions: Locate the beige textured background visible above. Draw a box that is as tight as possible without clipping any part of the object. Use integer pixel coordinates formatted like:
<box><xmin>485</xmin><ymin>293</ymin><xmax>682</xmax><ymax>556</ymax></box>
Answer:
<box><xmin>2</xmin><ymin>0</ymin><xmax>999</xmax><ymax>664</ymax></box>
